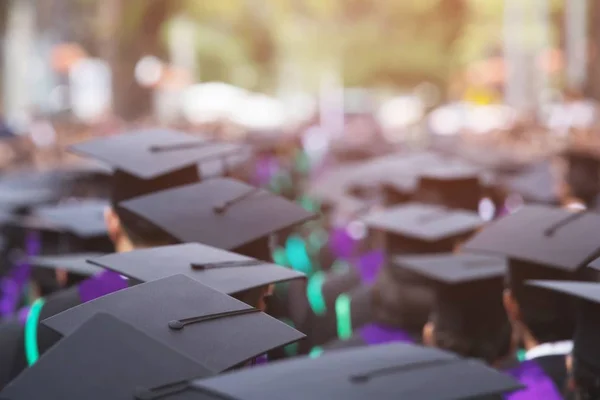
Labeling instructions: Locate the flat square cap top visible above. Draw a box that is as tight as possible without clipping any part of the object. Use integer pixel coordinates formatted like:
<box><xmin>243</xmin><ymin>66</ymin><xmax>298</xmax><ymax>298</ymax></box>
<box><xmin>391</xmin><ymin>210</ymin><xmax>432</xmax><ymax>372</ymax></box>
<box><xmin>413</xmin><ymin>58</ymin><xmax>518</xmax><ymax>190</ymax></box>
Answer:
<box><xmin>393</xmin><ymin>253</ymin><xmax>507</xmax><ymax>284</ymax></box>
<box><xmin>28</xmin><ymin>199</ymin><xmax>109</xmax><ymax>238</ymax></box>
<box><xmin>29</xmin><ymin>253</ymin><xmax>106</xmax><ymax>276</ymax></box>
<box><xmin>527</xmin><ymin>280</ymin><xmax>600</xmax><ymax>305</ymax></box>
<box><xmin>42</xmin><ymin>275</ymin><xmax>305</xmax><ymax>372</ymax></box>
<box><xmin>362</xmin><ymin>203</ymin><xmax>484</xmax><ymax>242</ymax></box>
<box><xmin>118</xmin><ymin>178</ymin><xmax>316</xmax><ymax>250</ymax></box>
<box><xmin>69</xmin><ymin>129</ymin><xmax>244</xmax><ymax>179</ymax></box>
<box><xmin>463</xmin><ymin>205</ymin><xmax>600</xmax><ymax>271</ymax></box>
<box><xmin>160</xmin><ymin>343</ymin><xmax>523</xmax><ymax>400</ymax></box>
<box><xmin>88</xmin><ymin>243</ymin><xmax>304</xmax><ymax>294</ymax></box>
<box><xmin>0</xmin><ymin>313</ymin><xmax>210</xmax><ymax>400</ymax></box>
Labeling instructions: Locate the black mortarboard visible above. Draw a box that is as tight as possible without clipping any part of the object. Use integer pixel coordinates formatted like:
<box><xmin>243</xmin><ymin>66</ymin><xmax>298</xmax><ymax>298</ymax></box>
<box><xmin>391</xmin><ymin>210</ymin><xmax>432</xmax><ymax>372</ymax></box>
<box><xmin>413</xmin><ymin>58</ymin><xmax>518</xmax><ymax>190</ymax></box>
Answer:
<box><xmin>69</xmin><ymin>129</ymin><xmax>246</xmax><ymax>202</ymax></box>
<box><xmin>394</xmin><ymin>253</ymin><xmax>509</xmax><ymax>346</ymax></box>
<box><xmin>87</xmin><ymin>243</ymin><xmax>304</xmax><ymax>294</ymax></box>
<box><xmin>22</xmin><ymin>200</ymin><xmax>109</xmax><ymax>239</ymax></box>
<box><xmin>564</xmin><ymin>149</ymin><xmax>600</xmax><ymax>197</ymax></box>
<box><xmin>527</xmin><ymin>280</ymin><xmax>600</xmax><ymax>372</ymax></box>
<box><xmin>414</xmin><ymin>165</ymin><xmax>483</xmax><ymax>211</ymax></box>
<box><xmin>502</xmin><ymin>162</ymin><xmax>560</xmax><ymax>205</ymax></box>
<box><xmin>42</xmin><ymin>275</ymin><xmax>305</xmax><ymax>372</ymax></box>
<box><xmin>463</xmin><ymin>205</ymin><xmax>600</xmax><ymax>272</ymax></box>
<box><xmin>138</xmin><ymin>343</ymin><xmax>522</xmax><ymax>400</ymax></box>
<box><xmin>28</xmin><ymin>253</ymin><xmax>106</xmax><ymax>276</ymax></box>
<box><xmin>0</xmin><ymin>187</ymin><xmax>59</xmax><ymax>212</ymax></box>
<box><xmin>0</xmin><ymin>313</ymin><xmax>210</xmax><ymax>400</ymax></box>
<box><xmin>363</xmin><ymin>203</ymin><xmax>483</xmax><ymax>253</ymax></box>
<box><xmin>117</xmin><ymin>178</ymin><xmax>316</xmax><ymax>252</ymax></box>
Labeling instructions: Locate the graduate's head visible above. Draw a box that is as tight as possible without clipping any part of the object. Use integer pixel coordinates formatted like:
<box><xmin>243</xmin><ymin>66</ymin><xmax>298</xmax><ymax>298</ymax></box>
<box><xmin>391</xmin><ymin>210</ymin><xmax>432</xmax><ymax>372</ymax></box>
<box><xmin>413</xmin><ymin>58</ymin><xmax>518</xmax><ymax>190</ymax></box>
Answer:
<box><xmin>232</xmin><ymin>284</ymin><xmax>274</xmax><ymax>312</ymax></box>
<box><xmin>393</xmin><ymin>253</ymin><xmax>513</xmax><ymax>366</ymax></box>
<box><xmin>504</xmin><ymin>261</ymin><xmax>577</xmax><ymax>344</ymax></box>
<box><xmin>424</xmin><ymin>279</ymin><xmax>513</xmax><ymax>366</ymax></box>
<box><xmin>68</xmin><ymin>129</ymin><xmax>247</xmax><ymax>251</ymax></box>
<box><xmin>371</xmin><ymin>265</ymin><xmax>435</xmax><ymax>338</ymax></box>
<box><xmin>525</xmin><ymin>280</ymin><xmax>600</xmax><ymax>399</ymax></box>
<box><xmin>461</xmin><ymin>205</ymin><xmax>600</xmax><ymax>347</ymax></box>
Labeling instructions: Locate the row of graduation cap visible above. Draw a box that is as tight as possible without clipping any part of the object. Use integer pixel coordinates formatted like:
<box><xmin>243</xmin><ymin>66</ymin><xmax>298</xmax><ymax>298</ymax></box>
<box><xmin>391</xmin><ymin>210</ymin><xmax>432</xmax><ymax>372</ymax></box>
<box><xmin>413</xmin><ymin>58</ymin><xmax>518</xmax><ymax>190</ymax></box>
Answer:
<box><xmin>0</xmin><ymin>130</ymin><xmax>596</xmax><ymax>396</ymax></box>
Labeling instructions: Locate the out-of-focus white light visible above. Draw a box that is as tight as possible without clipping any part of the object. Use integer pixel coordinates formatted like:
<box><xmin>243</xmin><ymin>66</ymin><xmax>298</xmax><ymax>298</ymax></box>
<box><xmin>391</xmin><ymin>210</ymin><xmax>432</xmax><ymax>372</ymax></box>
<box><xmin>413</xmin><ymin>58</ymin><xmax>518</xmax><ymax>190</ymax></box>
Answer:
<box><xmin>478</xmin><ymin>197</ymin><xmax>496</xmax><ymax>221</ymax></box>
<box><xmin>30</xmin><ymin>121</ymin><xmax>57</xmax><ymax>148</ymax></box>
<box><xmin>231</xmin><ymin>94</ymin><xmax>287</xmax><ymax>130</ymax></box>
<box><xmin>429</xmin><ymin>103</ymin><xmax>465</xmax><ymax>136</ymax></box>
<box><xmin>347</xmin><ymin>220</ymin><xmax>367</xmax><ymax>240</ymax></box>
<box><xmin>135</xmin><ymin>56</ymin><xmax>164</xmax><ymax>87</ymax></box>
<box><xmin>182</xmin><ymin>82</ymin><xmax>248</xmax><ymax>124</ymax></box>
<box><xmin>378</xmin><ymin>96</ymin><xmax>424</xmax><ymax>129</ymax></box>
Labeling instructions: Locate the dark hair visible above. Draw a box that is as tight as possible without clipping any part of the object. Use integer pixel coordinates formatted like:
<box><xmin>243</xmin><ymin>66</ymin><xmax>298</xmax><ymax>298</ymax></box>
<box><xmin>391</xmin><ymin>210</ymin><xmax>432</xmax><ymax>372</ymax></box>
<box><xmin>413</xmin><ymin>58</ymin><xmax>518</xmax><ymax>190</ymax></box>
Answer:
<box><xmin>432</xmin><ymin>311</ymin><xmax>512</xmax><ymax>366</ymax></box>
<box><xmin>572</xmin><ymin>357</ymin><xmax>600</xmax><ymax>400</ymax></box>
<box><xmin>371</xmin><ymin>267</ymin><xmax>435</xmax><ymax>338</ymax></box>
<box><xmin>232</xmin><ymin>285</ymin><xmax>270</xmax><ymax>309</ymax></box>
<box><xmin>114</xmin><ymin>206</ymin><xmax>177</xmax><ymax>247</ymax></box>
<box><xmin>507</xmin><ymin>261</ymin><xmax>576</xmax><ymax>344</ymax></box>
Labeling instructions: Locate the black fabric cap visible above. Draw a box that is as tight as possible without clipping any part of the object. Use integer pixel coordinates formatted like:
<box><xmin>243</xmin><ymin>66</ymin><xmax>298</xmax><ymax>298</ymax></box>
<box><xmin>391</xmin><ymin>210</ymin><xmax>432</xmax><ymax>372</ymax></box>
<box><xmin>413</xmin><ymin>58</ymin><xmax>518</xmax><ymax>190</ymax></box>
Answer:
<box><xmin>87</xmin><ymin>243</ymin><xmax>305</xmax><ymax>294</ymax></box>
<box><xmin>118</xmin><ymin>178</ymin><xmax>316</xmax><ymax>250</ymax></box>
<box><xmin>363</xmin><ymin>203</ymin><xmax>484</xmax><ymax>242</ymax></box>
<box><xmin>463</xmin><ymin>205</ymin><xmax>600</xmax><ymax>271</ymax></box>
<box><xmin>0</xmin><ymin>313</ymin><xmax>211</xmax><ymax>400</ymax></box>
<box><xmin>24</xmin><ymin>200</ymin><xmax>109</xmax><ymax>239</ymax></box>
<box><xmin>69</xmin><ymin>129</ymin><xmax>243</xmax><ymax>180</ymax></box>
<box><xmin>502</xmin><ymin>162</ymin><xmax>559</xmax><ymax>204</ymax></box>
<box><xmin>42</xmin><ymin>275</ymin><xmax>305</xmax><ymax>372</ymax></box>
<box><xmin>28</xmin><ymin>253</ymin><xmax>106</xmax><ymax>276</ymax></box>
<box><xmin>393</xmin><ymin>253</ymin><xmax>507</xmax><ymax>284</ymax></box>
<box><xmin>0</xmin><ymin>187</ymin><xmax>59</xmax><ymax>211</ymax></box>
<box><xmin>414</xmin><ymin>165</ymin><xmax>483</xmax><ymax>211</ymax></box>
<box><xmin>395</xmin><ymin>253</ymin><xmax>508</xmax><ymax>336</ymax></box>
<box><xmin>153</xmin><ymin>343</ymin><xmax>522</xmax><ymax>400</ymax></box>
<box><xmin>527</xmin><ymin>280</ymin><xmax>600</xmax><ymax>372</ymax></box>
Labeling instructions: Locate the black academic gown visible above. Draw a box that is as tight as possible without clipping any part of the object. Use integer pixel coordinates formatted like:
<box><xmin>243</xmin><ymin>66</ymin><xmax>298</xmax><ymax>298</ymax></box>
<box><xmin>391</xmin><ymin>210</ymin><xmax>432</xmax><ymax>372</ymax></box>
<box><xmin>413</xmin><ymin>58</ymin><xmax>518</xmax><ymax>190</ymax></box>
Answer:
<box><xmin>535</xmin><ymin>355</ymin><xmax>569</xmax><ymax>394</ymax></box>
<box><xmin>7</xmin><ymin>287</ymin><xmax>81</xmax><ymax>383</ymax></box>
<box><xmin>0</xmin><ymin>319</ymin><xmax>22</xmax><ymax>389</ymax></box>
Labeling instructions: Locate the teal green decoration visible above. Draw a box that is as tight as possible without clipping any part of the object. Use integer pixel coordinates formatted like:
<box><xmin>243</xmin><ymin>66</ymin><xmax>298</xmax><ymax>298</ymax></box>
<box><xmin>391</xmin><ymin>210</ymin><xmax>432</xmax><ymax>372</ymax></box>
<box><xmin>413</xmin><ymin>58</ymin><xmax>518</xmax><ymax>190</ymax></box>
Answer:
<box><xmin>285</xmin><ymin>235</ymin><xmax>313</xmax><ymax>275</ymax></box>
<box><xmin>309</xmin><ymin>346</ymin><xmax>324</xmax><ymax>358</ymax></box>
<box><xmin>272</xmin><ymin>247</ymin><xmax>288</xmax><ymax>267</ymax></box>
<box><xmin>307</xmin><ymin>271</ymin><xmax>327</xmax><ymax>316</ymax></box>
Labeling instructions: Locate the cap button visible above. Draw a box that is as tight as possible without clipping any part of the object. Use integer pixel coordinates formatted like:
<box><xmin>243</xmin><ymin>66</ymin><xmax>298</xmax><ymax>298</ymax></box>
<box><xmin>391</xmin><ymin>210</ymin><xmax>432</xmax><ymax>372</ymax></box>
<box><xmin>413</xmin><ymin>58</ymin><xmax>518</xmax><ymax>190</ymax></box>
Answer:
<box><xmin>168</xmin><ymin>320</ymin><xmax>184</xmax><ymax>330</ymax></box>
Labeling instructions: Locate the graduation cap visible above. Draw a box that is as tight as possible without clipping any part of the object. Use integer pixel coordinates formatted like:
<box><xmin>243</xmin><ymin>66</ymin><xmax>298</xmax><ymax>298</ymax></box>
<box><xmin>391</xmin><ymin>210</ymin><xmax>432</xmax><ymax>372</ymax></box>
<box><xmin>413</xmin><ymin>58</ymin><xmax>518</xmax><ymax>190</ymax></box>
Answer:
<box><xmin>117</xmin><ymin>178</ymin><xmax>316</xmax><ymax>252</ymax></box>
<box><xmin>69</xmin><ymin>129</ymin><xmax>247</xmax><ymax>202</ymax></box>
<box><xmin>22</xmin><ymin>200</ymin><xmax>109</xmax><ymax>239</ymax></box>
<box><xmin>362</xmin><ymin>203</ymin><xmax>484</xmax><ymax>253</ymax></box>
<box><xmin>563</xmin><ymin>149</ymin><xmax>600</xmax><ymax>205</ymax></box>
<box><xmin>0</xmin><ymin>187</ymin><xmax>59</xmax><ymax>213</ymax></box>
<box><xmin>463</xmin><ymin>205</ymin><xmax>600</xmax><ymax>272</ymax></box>
<box><xmin>527</xmin><ymin>280</ymin><xmax>600</xmax><ymax>374</ymax></box>
<box><xmin>394</xmin><ymin>254</ymin><xmax>509</xmax><ymax>349</ymax></box>
<box><xmin>28</xmin><ymin>253</ymin><xmax>106</xmax><ymax>277</ymax></box>
<box><xmin>87</xmin><ymin>243</ymin><xmax>304</xmax><ymax>294</ymax></box>
<box><xmin>42</xmin><ymin>274</ymin><xmax>305</xmax><ymax>372</ymax></box>
<box><xmin>414</xmin><ymin>165</ymin><xmax>484</xmax><ymax>211</ymax></box>
<box><xmin>0</xmin><ymin>313</ymin><xmax>211</xmax><ymax>400</ymax></box>
<box><xmin>134</xmin><ymin>343</ymin><xmax>523</xmax><ymax>400</ymax></box>
<box><xmin>502</xmin><ymin>162</ymin><xmax>559</xmax><ymax>205</ymax></box>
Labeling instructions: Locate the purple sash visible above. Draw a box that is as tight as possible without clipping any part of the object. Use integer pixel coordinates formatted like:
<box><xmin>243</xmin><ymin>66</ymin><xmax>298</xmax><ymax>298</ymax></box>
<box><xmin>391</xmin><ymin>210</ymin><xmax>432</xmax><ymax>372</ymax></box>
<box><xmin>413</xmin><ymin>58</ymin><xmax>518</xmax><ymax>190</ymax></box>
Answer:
<box><xmin>329</xmin><ymin>227</ymin><xmax>356</xmax><ymax>260</ymax></box>
<box><xmin>505</xmin><ymin>360</ymin><xmax>563</xmax><ymax>400</ymax></box>
<box><xmin>359</xmin><ymin>323</ymin><xmax>414</xmax><ymax>346</ymax></box>
<box><xmin>78</xmin><ymin>270</ymin><xmax>128</xmax><ymax>303</ymax></box>
<box><xmin>355</xmin><ymin>250</ymin><xmax>384</xmax><ymax>285</ymax></box>
<box><xmin>0</xmin><ymin>231</ymin><xmax>41</xmax><ymax>319</ymax></box>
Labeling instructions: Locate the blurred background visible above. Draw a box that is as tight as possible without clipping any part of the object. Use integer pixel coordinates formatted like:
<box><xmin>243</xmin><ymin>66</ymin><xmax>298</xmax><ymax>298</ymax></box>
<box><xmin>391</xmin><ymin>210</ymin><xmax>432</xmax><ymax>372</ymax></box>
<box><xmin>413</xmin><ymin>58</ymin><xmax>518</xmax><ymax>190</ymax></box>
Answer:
<box><xmin>0</xmin><ymin>0</ymin><xmax>597</xmax><ymax>173</ymax></box>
